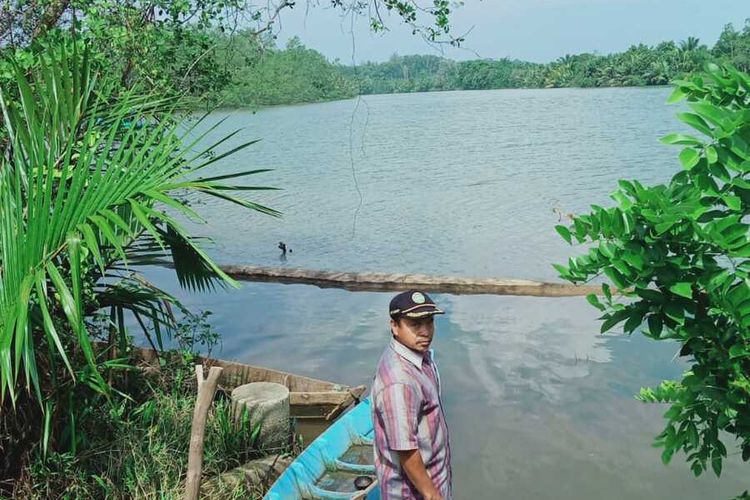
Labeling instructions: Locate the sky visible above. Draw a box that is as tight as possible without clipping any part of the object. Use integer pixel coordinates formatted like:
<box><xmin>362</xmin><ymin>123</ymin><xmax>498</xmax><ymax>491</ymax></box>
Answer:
<box><xmin>272</xmin><ymin>0</ymin><xmax>749</xmax><ymax>64</ymax></box>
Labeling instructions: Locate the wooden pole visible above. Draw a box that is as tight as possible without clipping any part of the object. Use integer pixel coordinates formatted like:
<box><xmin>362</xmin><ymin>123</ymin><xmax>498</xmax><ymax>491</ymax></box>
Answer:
<box><xmin>185</xmin><ymin>365</ymin><xmax>223</xmax><ymax>500</ymax></box>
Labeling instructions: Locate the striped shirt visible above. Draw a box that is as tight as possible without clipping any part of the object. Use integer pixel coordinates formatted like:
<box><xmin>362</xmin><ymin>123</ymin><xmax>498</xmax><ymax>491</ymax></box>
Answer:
<box><xmin>371</xmin><ymin>338</ymin><xmax>452</xmax><ymax>499</ymax></box>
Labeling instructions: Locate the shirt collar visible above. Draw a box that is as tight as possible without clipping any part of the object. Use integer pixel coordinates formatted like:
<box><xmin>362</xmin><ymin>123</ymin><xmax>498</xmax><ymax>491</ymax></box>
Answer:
<box><xmin>390</xmin><ymin>337</ymin><xmax>433</xmax><ymax>369</ymax></box>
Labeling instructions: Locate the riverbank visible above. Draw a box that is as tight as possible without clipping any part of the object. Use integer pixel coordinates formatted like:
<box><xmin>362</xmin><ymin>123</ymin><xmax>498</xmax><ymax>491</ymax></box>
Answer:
<box><xmin>8</xmin><ymin>347</ymin><xmax>279</xmax><ymax>499</ymax></box>
<box><xmin>209</xmin><ymin>22</ymin><xmax>749</xmax><ymax>108</ymax></box>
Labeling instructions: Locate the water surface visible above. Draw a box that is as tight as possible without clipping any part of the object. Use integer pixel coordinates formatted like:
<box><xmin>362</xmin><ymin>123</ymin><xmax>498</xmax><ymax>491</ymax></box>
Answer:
<box><xmin>145</xmin><ymin>88</ymin><xmax>748</xmax><ymax>498</ymax></box>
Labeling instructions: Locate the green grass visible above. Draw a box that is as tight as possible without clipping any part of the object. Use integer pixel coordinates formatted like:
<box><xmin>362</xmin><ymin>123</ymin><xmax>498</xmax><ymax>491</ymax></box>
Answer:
<box><xmin>12</xmin><ymin>351</ymin><xmax>290</xmax><ymax>499</ymax></box>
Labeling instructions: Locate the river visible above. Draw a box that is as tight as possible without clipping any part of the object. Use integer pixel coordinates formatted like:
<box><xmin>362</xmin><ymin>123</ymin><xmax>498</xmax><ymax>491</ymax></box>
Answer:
<box><xmin>143</xmin><ymin>87</ymin><xmax>748</xmax><ymax>498</ymax></box>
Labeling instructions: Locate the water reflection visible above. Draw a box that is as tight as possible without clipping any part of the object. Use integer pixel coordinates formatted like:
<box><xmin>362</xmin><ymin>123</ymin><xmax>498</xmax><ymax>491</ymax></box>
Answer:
<box><xmin>139</xmin><ymin>267</ymin><xmax>748</xmax><ymax>499</ymax></box>
<box><xmin>444</xmin><ymin>295</ymin><xmax>608</xmax><ymax>406</ymax></box>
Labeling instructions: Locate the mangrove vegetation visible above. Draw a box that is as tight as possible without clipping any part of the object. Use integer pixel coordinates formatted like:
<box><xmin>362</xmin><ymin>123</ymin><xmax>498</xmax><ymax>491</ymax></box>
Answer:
<box><xmin>178</xmin><ymin>18</ymin><xmax>750</xmax><ymax>106</ymax></box>
<box><xmin>4</xmin><ymin>3</ymin><xmax>750</xmax><ymax>109</ymax></box>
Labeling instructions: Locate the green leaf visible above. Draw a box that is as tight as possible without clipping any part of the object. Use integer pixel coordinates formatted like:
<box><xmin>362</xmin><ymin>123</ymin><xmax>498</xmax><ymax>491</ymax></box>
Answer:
<box><xmin>691</xmin><ymin>102</ymin><xmax>731</xmax><ymax>131</ymax></box>
<box><xmin>660</xmin><ymin>133</ymin><xmax>702</xmax><ymax>146</ymax></box>
<box><xmin>655</xmin><ymin>220</ymin><xmax>676</xmax><ymax>234</ymax></box>
<box><xmin>555</xmin><ymin>224</ymin><xmax>572</xmax><ymax>244</ymax></box>
<box><xmin>612</xmin><ymin>259</ymin><xmax>632</xmax><ymax>278</ymax></box>
<box><xmin>552</xmin><ymin>263</ymin><xmax>570</xmax><ymax>279</ymax></box>
<box><xmin>600</xmin><ymin>309</ymin><xmax>630</xmax><ymax>333</ymax></box>
<box><xmin>34</xmin><ymin>273</ymin><xmax>73</xmax><ymax>378</ymax></box>
<box><xmin>688</xmin><ymin>422</ymin><xmax>698</xmax><ymax>448</ymax></box>
<box><xmin>664</xmin><ymin>303</ymin><xmax>685</xmax><ymax>325</ymax></box>
<box><xmin>691</xmin><ymin>461</ymin><xmax>703</xmax><ymax>477</ymax></box>
<box><xmin>724</xmin><ymin>195</ymin><xmax>741</xmax><ymax>211</ymax></box>
<box><xmin>603</xmin><ymin>266</ymin><xmax>628</xmax><ymax>289</ymax></box>
<box><xmin>611</xmin><ymin>190</ymin><xmax>633</xmax><ymax>210</ymax></box>
<box><xmin>679</xmin><ymin>148</ymin><xmax>701</xmax><ymax>170</ymax></box>
<box><xmin>129</xmin><ymin>199</ymin><xmax>164</xmax><ymax>249</ymax></box>
<box><xmin>669</xmin><ymin>282</ymin><xmax>693</xmax><ymax>299</ymax></box>
<box><xmin>45</xmin><ymin>262</ymin><xmax>80</xmax><ymax>327</ymax></box>
<box><xmin>586</xmin><ymin>293</ymin><xmax>605</xmax><ymax>311</ymax></box>
<box><xmin>729</xmin><ymin>345</ymin><xmax>745</xmax><ymax>359</ymax></box>
<box><xmin>42</xmin><ymin>401</ymin><xmax>53</xmax><ymax>459</ymax></box>
<box><xmin>599</xmin><ymin>242</ymin><xmax>616</xmax><ymax>259</ymax></box>
<box><xmin>623</xmin><ymin>313</ymin><xmax>643</xmax><ymax>334</ymax></box>
<box><xmin>622</xmin><ymin>252</ymin><xmax>644</xmax><ymax>271</ymax></box>
<box><xmin>80</xmin><ymin>223</ymin><xmax>105</xmax><ymax>275</ymax></box>
<box><xmin>647</xmin><ymin>315</ymin><xmax>663</xmax><ymax>338</ymax></box>
<box><xmin>677</xmin><ymin>112</ymin><xmax>713</xmax><ymax>136</ymax></box>
<box><xmin>706</xmin><ymin>146</ymin><xmax>718</xmax><ymax>164</ymax></box>
<box><xmin>667</xmin><ymin>86</ymin><xmax>686</xmax><ymax>104</ymax></box>
<box><xmin>711</xmin><ymin>457</ymin><xmax>722</xmax><ymax>477</ymax></box>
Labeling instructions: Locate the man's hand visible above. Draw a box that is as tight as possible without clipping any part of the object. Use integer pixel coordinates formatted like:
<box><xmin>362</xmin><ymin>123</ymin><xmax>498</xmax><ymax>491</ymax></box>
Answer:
<box><xmin>397</xmin><ymin>449</ymin><xmax>444</xmax><ymax>500</ymax></box>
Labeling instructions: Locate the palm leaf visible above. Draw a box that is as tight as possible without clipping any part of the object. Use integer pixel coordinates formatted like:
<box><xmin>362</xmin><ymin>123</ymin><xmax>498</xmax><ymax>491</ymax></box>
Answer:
<box><xmin>0</xmin><ymin>43</ymin><xmax>277</xmax><ymax>412</ymax></box>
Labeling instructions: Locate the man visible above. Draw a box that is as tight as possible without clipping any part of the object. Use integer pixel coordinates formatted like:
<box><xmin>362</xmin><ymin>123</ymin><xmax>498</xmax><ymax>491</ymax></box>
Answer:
<box><xmin>371</xmin><ymin>290</ymin><xmax>452</xmax><ymax>500</ymax></box>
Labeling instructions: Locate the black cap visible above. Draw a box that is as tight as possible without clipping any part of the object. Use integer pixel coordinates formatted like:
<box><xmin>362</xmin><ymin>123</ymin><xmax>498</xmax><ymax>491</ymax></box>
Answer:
<box><xmin>389</xmin><ymin>290</ymin><xmax>444</xmax><ymax>319</ymax></box>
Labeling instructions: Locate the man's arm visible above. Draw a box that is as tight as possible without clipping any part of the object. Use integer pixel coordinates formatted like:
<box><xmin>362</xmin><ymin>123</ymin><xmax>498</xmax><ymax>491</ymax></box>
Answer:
<box><xmin>397</xmin><ymin>449</ymin><xmax>443</xmax><ymax>500</ymax></box>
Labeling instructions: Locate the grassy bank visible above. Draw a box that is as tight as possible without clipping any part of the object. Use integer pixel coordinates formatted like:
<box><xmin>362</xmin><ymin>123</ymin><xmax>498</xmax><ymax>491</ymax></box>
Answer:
<box><xmin>8</xmin><ymin>347</ymin><xmax>290</xmax><ymax>499</ymax></box>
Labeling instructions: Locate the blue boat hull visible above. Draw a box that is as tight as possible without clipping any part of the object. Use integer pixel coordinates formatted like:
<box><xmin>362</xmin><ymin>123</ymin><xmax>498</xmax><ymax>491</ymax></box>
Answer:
<box><xmin>265</xmin><ymin>397</ymin><xmax>380</xmax><ymax>499</ymax></box>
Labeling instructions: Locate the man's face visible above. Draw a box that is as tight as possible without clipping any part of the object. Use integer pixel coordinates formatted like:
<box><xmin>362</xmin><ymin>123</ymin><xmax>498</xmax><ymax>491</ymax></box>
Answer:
<box><xmin>391</xmin><ymin>316</ymin><xmax>435</xmax><ymax>353</ymax></box>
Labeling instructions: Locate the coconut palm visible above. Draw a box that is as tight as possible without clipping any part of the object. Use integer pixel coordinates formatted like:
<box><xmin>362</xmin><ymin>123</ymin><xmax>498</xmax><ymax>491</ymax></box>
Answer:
<box><xmin>0</xmin><ymin>43</ymin><xmax>278</xmax><ymax>422</ymax></box>
<box><xmin>679</xmin><ymin>36</ymin><xmax>701</xmax><ymax>52</ymax></box>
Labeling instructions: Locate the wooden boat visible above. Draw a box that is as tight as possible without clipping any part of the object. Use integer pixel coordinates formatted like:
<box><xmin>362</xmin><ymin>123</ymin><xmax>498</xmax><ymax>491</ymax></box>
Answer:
<box><xmin>264</xmin><ymin>397</ymin><xmax>380</xmax><ymax>499</ymax></box>
<box><xmin>107</xmin><ymin>343</ymin><xmax>367</xmax><ymax>423</ymax></box>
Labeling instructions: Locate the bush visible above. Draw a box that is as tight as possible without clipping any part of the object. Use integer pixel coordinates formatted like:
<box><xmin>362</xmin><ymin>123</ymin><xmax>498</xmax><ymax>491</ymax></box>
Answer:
<box><xmin>555</xmin><ymin>63</ymin><xmax>750</xmax><ymax>498</ymax></box>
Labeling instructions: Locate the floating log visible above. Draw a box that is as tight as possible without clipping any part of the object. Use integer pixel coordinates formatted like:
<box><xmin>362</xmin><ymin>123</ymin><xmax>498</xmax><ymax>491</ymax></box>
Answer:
<box><xmin>220</xmin><ymin>265</ymin><xmax>601</xmax><ymax>297</ymax></box>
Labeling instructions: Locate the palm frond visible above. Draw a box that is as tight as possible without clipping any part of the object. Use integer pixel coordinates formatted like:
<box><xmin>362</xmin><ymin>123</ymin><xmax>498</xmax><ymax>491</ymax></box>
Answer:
<box><xmin>0</xmin><ymin>43</ymin><xmax>277</xmax><ymax>410</ymax></box>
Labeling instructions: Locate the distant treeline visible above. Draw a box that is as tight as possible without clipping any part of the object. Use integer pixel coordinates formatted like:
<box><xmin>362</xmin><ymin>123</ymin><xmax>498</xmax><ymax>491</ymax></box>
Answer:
<box><xmin>217</xmin><ymin>36</ymin><xmax>357</xmax><ymax>107</ymax></box>
<box><xmin>343</xmin><ymin>22</ymin><xmax>750</xmax><ymax>93</ymax></box>
<box><xmin>215</xmin><ymin>21</ymin><xmax>750</xmax><ymax>107</ymax></box>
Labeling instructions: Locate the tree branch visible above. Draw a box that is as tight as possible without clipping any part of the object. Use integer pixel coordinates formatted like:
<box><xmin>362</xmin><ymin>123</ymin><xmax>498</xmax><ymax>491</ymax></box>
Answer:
<box><xmin>249</xmin><ymin>0</ymin><xmax>295</xmax><ymax>37</ymax></box>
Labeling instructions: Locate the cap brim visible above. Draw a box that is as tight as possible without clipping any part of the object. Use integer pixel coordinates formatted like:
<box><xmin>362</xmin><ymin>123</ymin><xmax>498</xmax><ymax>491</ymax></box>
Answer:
<box><xmin>403</xmin><ymin>307</ymin><xmax>444</xmax><ymax>318</ymax></box>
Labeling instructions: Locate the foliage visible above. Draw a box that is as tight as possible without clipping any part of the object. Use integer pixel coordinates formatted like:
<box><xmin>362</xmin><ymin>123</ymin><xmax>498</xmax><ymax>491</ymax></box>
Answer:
<box><xmin>339</xmin><ymin>21</ymin><xmax>750</xmax><ymax>95</ymax></box>
<box><xmin>173</xmin><ymin>310</ymin><xmax>222</xmax><ymax>357</ymax></box>
<box><xmin>0</xmin><ymin>0</ymin><xmax>464</xmax><ymax>100</ymax></box>
<box><xmin>218</xmin><ymin>35</ymin><xmax>357</xmax><ymax>107</ymax></box>
<box><xmin>714</xmin><ymin>23</ymin><xmax>750</xmax><ymax>73</ymax></box>
<box><xmin>217</xmin><ymin>19</ymin><xmax>748</xmax><ymax>103</ymax></box>
<box><xmin>0</xmin><ymin>41</ymin><xmax>273</xmax><ymax>407</ymax></box>
<box><xmin>14</xmin><ymin>347</ymin><xmax>272</xmax><ymax>499</ymax></box>
<box><xmin>0</xmin><ymin>41</ymin><xmax>278</xmax><ymax>490</ymax></box>
<box><xmin>554</xmin><ymin>63</ymin><xmax>750</xmax><ymax>496</ymax></box>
